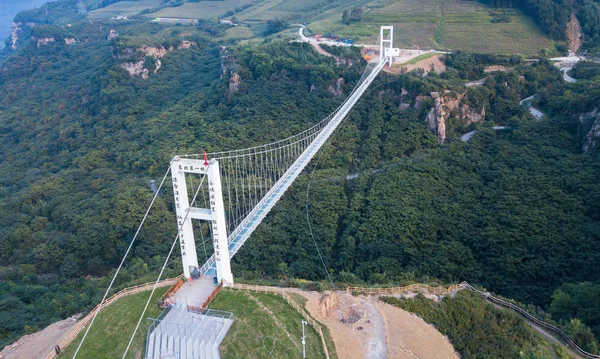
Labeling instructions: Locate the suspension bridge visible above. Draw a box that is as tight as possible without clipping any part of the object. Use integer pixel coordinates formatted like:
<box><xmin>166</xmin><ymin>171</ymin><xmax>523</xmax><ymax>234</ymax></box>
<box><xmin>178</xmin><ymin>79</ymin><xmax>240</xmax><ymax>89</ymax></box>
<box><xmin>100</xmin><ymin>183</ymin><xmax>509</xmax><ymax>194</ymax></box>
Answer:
<box><xmin>70</xmin><ymin>26</ymin><xmax>397</xmax><ymax>359</ymax></box>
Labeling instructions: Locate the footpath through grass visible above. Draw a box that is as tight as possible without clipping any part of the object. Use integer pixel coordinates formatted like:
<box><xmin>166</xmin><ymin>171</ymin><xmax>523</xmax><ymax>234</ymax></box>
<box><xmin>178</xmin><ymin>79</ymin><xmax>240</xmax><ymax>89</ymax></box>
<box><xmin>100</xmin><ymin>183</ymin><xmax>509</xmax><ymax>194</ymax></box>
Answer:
<box><xmin>209</xmin><ymin>289</ymin><xmax>336</xmax><ymax>359</ymax></box>
<box><xmin>60</xmin><ymin>288</ymin><xmax>168</xmax><ymax>359</ymax></box>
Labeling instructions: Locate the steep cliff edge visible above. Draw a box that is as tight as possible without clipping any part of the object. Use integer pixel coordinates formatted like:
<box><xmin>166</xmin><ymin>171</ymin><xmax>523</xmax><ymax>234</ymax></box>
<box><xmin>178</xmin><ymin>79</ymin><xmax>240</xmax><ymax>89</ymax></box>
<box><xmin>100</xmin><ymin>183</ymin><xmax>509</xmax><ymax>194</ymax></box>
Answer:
<box><xmin>423</xmin><ymin>91</ymin><xmax>486</xmax><ymax>144</ymax></box>
<box><xmin>581</xmin><ymin>109</ymin><xmax>600</xmax><ymax>154</ymax></box>
<box><xmin>118</xmin><ymin>40</ymin><xmax>196</xmax><ymax>79</ymax></box>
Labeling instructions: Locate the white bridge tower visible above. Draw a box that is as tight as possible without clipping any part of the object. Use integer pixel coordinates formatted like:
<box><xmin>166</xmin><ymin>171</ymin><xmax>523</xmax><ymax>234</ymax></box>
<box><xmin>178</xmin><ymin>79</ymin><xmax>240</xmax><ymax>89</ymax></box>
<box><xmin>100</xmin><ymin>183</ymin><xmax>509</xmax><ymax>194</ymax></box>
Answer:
<box><xmin>380</xmin><ymin>25</ymin><xmax>398</xmax><ymax>66</ymax></box>
<box><xmin>170</xmin><ymin>156</ymin><xmax>233</xmax><ymax>284</ymax></box>
<box><xmin>169</xmin><ymin>25</ymin><xmax>398</xmax><ymax>286</ymax></box>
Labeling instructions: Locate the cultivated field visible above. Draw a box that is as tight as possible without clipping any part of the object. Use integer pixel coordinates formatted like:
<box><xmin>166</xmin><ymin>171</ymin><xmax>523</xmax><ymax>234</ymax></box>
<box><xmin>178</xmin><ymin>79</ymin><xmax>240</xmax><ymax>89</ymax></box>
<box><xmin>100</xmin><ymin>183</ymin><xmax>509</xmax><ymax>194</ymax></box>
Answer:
<box><xmin>89</xmin><ymin>0</ymin><xmax>162</xmax><ymax>19</ymax></box>
<box><xmin>229</xmin><ymin>0</ymin><xmax>334</xmax><ymax>21</ymax></box>
<box><xmin>88</xmin><ymin>0</ymin><xmax>554</xmax><ymax>54</ymax></box>
<box><xmin>146</xmin><ymin>0</ymin><xmax>255</xmax><ymax>19</ymax></box>
<box><xmin>308</xmin><ymin>0</ymin><xmax>554</xmax><ymax>55</ymax></box>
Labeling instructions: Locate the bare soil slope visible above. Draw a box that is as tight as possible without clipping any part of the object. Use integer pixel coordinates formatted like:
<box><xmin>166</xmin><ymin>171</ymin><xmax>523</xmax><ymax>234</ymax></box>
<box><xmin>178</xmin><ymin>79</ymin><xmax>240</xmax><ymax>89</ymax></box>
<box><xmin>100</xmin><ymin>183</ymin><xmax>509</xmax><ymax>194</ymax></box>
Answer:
<box><xmin>0</xmin><ymin>314</ymin><xmax>80</xmax><ymax>359</ymax></box>
<box><xmin>293</xmin><ymin>290</ymin><xmax>458</xmax><ymax>359</ymax></box>
<box><xmin>387</xmin><ymin>55</ymin><xmax>447</xmax><ymax>75</ymax></box>
<box><xmin>567</xmin><ymin>13</ymin><xmax>582</xmax><ymax>54</ymax></box>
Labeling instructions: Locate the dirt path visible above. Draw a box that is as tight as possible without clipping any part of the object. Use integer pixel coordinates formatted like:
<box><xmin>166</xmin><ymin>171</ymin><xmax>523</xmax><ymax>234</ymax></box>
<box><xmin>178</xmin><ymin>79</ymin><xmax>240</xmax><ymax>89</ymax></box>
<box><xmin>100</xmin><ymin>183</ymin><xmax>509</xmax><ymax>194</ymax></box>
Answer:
<box><xmin>0</xmin><ymin>314</ymin><xmax>81</xmax><ymax>359</ymax></box>
<box><xmin>311</xmin><ymin>43</ymin><xmax>339</xmax><ymax>60</ymax></box>
<box><xmin>465</xmin><ymin>79</ymin><xmax>485</xmax><ymax>87</ymax></box>
<box><xmin>567</xmin><ymin>13</ymin><xmax>582</xmax><ymax>54</ymax></box>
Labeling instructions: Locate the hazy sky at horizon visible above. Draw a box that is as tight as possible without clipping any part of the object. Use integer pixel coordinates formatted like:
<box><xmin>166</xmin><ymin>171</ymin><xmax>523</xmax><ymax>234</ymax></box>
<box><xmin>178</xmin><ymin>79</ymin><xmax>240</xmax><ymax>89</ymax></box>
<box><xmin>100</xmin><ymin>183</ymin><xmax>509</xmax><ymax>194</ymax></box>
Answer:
<box><xmin>0</xmin><ymin>0</ymin><xmax>50</xmax><ymax>49</ymax></box>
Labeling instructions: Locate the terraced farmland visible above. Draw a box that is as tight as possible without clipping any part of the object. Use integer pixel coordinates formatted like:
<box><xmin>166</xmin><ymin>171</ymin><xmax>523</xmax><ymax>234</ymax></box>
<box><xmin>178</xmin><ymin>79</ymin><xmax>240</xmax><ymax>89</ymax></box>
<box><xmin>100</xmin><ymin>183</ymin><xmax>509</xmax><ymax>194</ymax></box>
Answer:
<box><xmin>308</xmin><ymin>0</ymin><xmax>554</xmax><ymax>55</ymax></box>
<box><xmin>89</xmin><ymin>0</ymin><xmax>162</xmax><ymax>19</ymax></box>
<box><xmin>146</xmin><ymin>0</ymin><xmax>256</xmax><ymax>19</ymax></box>
<box><xmin>89</xmin><ymin>0</ymin><xmax>554</xmax><ymax>55</ymax></box>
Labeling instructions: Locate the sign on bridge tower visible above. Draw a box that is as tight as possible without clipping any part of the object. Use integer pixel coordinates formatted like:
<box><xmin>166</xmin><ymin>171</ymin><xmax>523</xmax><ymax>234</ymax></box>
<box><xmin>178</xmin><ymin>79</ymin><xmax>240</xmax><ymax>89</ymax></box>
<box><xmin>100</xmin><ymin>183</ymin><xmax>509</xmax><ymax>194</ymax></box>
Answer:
<box><xmin>170</xmin><ymin>156</ymin><xmax>233</xmax><ymax>284</ymax></box>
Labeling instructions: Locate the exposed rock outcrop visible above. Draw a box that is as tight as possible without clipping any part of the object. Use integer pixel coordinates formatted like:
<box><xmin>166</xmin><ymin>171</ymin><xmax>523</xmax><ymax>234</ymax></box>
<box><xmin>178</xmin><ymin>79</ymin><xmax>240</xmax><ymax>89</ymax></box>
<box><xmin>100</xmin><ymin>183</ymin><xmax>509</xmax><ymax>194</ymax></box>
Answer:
<box><xmin>427</xmin><ymin>92</ymin><xmax>447</xmax><ymax>144</ymax></box>
<box><xmin>179</xmin><ymin>40</ymin><xmax>192</xmax><ymax>49</ymax></box>
<box><xmin>229</xmin><ymin>72</ymin><xmax>241</xmax><ymax>93</ymax></box>
<box><xmin>108</xmin><ymin>29</ymin><xmax>118</xmax><ymax>41</ymax></box>
<box><xmin>424</xmin><ymin>91</ymin><xmax>486</xmax><ymax>144</ymax></box>
<box><xmin>121</xmin><ymin>61</ymin><xmax>149</xmax><ymax>79</ymax></box>
<box><xmin>139</xmin><ymin>45</ymin><xmax>168</xmax><ymax>58</ymax></box>
<box><xmin>10</xmin><ymin>22</ymin><xmax>20</xmax><ymax>50</ymax></box>
<box><xmin>328</xmin><ymin>77</ymin><xmax>345</xmax><ymax>96</ymax></box>
<box><xmin>64</xmin><ymin>38</ymin><xmax>76</xmax><ymax>45</ymax></box>
<box><xmin>119</xmin><ymin>41</ymin><xmax>196</xmax><ymax>79</ymax></box>
<box><xmin>36</xmin><ymin>37</ymin><xmax>55</xmax><ymax>47</ymax></box>
<box><xmin>581</xmin><ymin>109</ymin><xmax>600</xmax><ymax>154</ymax></box>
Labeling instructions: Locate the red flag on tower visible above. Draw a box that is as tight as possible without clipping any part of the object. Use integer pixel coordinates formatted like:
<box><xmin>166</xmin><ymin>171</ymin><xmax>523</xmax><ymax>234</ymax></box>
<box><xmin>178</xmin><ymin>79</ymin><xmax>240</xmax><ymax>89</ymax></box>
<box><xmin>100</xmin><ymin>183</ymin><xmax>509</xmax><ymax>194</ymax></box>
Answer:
<box><xmin>204</xmin><ymin>152</ymin><xmax>209</xmax><ymax>166</ymax></box>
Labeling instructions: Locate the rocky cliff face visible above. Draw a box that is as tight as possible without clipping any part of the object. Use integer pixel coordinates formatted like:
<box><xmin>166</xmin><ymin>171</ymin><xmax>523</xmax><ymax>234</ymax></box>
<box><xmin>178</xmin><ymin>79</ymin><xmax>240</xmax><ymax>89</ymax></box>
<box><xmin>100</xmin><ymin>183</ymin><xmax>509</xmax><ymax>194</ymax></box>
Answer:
<box><xmin>423</xmin><ymin>91</ymin><xmax>486</xmax><ymax>144</ymax></box>
<box><xmin>10</xmin><ymin>23</ymin><xmax>20</xmax><ymax>50</ymax></box>
<box><xmin>36</xmin><ymin>37</ymin><xmax>55</xmax><ymax>47</ymax></box>
<box><xmin>119</xmin><ymin>41</ymin><xmax>196</xmax><ymax>79</ymax></box>
<box><xmin>229</xmin><ymin>72</ymin><xmax>241</xmax><ymax>93</ymax></box>
<box><xmin>328</xmin><ymin>77</ymin><xmax>345</xmax><ymax>96</ymax></box>
<box><xmin>220</xmin><ymin>46</ymin><xmax>236</xmax><ymax>80</ymax></box>
<box><xmin>108</xmin><ymin>29</ymin><xmax>118</xmax><ymax>41</ymax></box>
<box><xmin>581</xmin><ymin>109</ymin><xmax>600</xmax><ymax>154</ymax></box>
<box><xmin>427</xmin><ymin>92</ymin><xmax>447</xmax><ymax>144</ymax></box>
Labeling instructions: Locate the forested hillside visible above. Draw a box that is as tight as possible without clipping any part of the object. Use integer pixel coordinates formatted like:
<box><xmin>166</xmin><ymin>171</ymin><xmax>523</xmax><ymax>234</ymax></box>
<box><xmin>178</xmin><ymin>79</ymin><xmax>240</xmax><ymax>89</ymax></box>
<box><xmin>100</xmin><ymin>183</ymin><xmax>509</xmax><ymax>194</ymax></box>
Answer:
<box><xmin>0</xmin><ymin>0</ymin><xmax>599</xmax><ymax>352</ymax></box>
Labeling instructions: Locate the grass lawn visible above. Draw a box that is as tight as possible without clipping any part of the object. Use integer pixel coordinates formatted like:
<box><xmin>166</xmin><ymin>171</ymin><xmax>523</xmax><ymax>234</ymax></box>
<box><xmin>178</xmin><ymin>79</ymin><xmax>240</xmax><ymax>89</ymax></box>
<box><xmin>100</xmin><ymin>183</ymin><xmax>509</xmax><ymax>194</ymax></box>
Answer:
<box><xmin>223</xmin><ymin>26</ymin><xmax>257</xmax><ymax>41</ymax></box>
<box><xmin>60</xmin><ymin>287</ymin><xmax>168</xmax><ymax>359</ymax></box>
<box><xmin>209</xmin><ymin>289</ymin><xmax>336</xmax><ymax>359</ymax></box>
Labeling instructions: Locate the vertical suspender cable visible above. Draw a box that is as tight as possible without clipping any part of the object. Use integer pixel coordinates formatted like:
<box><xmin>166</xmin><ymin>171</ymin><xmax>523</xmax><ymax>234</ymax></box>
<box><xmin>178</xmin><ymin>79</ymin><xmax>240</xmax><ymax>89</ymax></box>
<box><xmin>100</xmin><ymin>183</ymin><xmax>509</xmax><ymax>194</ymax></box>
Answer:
<box><xmin>235</xmin><ymin>157</ymin><xmax>241</xmax><ymax>229</ymax></box>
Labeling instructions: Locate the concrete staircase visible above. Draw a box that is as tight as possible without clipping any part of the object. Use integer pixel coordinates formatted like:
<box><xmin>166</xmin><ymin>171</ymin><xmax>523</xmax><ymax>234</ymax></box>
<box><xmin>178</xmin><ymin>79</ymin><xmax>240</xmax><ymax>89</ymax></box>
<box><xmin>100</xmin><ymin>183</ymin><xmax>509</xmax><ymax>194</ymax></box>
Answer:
<box><xmin>145</xmin><ymin>309</ymin><xmax>233</xmax><ymax>359</ymax></box>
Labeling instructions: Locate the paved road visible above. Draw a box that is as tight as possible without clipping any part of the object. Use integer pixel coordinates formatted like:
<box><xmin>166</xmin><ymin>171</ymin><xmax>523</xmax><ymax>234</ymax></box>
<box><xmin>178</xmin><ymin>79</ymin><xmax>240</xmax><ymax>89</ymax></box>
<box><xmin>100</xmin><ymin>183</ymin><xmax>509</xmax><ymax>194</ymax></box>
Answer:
<box><xmin>561</xmin><ymin>67</ymin><xmax>577</xmax><ymax>83</ymax></box>
<box><xmin>520</xmin><ymin>95</ymin><xmax>544</xmax><ymax>120</ymax></box>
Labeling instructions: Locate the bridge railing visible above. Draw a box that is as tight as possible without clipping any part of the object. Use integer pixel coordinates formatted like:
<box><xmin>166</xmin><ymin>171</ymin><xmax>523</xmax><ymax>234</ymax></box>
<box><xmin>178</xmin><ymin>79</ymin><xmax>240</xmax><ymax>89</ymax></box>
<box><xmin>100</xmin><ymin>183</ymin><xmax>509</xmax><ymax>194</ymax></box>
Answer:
<box><xmin>461</xmin><ymin>282</ymin><xmax>600</xmax><ymax>359</ymax></box>
<box><xmin>201</xmin><ymin>280</ymin><xmax>224</xmax><ymax>309</ymax></box>
<box><xmin>160</xmin><ymin>275</ymin><xmax>185</xmax><ymax>306</ymax></box>
<box><xmin>224</xmin><ymin>281</ymin><xmax>330</xmax><ymax>359</ymax></box>
<box><xmin>44</xmin><ymin>276</ymin><xmax>181</xmax><ymax>359</ymax></box>
<box><xmin>346</xmin><ymin>282</ymin><xmax>464</xmax><ymax>296</ymax></box>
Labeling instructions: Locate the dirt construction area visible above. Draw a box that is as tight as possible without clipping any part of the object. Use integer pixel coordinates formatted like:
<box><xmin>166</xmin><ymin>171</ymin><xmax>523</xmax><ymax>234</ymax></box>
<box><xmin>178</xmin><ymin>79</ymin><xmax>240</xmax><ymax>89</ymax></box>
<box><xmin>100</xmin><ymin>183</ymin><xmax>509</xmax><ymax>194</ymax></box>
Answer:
<box><xmin>0</xmin><ymin>314</ymin><xmax>81</xmax><ymax>359</ymax></box>
<box><xmin>386</xmin><ymin>55</ymin><xmax>447</xmax><ymax>75</ymax></box>
<box><xmin>292</xmin><ymin>289</ymin><xmax>458</xmax><ymax>359</ymax></box>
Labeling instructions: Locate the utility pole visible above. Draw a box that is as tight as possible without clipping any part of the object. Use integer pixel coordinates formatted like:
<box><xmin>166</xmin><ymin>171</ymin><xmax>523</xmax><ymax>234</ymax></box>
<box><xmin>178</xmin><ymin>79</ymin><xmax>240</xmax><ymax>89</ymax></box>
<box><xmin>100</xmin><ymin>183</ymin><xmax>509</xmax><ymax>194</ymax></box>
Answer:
<box><xmin>301</xmin><ymin>320</ymin><xmax>307</xmax><ymax>358</ymax></box>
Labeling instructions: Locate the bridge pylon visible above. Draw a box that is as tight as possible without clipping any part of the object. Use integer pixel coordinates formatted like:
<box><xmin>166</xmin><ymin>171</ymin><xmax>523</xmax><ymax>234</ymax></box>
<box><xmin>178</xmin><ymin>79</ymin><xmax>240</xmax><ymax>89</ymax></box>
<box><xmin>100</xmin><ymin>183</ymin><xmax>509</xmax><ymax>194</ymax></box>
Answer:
<box><xmin>170</xmin><ymin>156</ymin><xmax>233</xmax><ymax>285</ymax></box>
<box><xmin>380</xmin><ymin>25</ymin><xmax>399</xmax><ymax>66</ymax></box>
